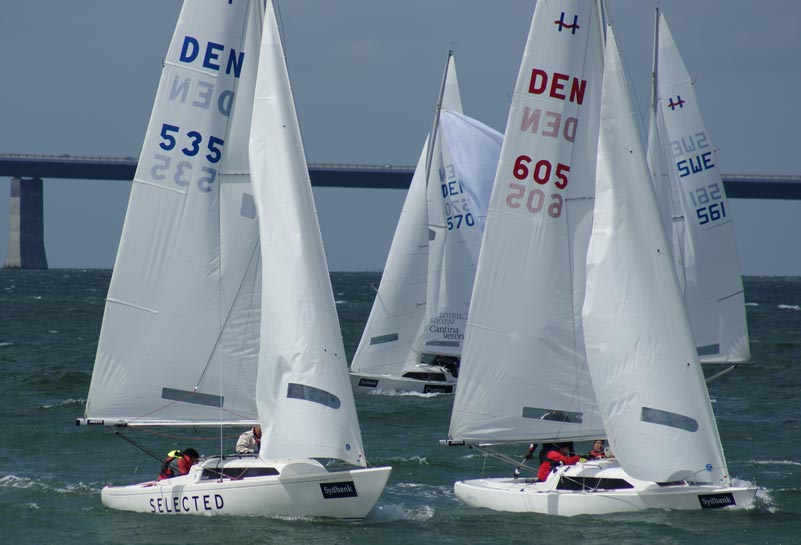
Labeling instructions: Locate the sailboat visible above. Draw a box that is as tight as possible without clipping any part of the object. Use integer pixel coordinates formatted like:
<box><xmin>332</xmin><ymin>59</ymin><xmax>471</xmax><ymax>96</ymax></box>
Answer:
<box><xmin>647</xmin><ymin>9</ymin><xmax>750</xmax><ymax>378</ymax></box>
<box><xmin>77</xmin><ymin>0</ymin><xmax>390</xmax><ymax>519</ymax></box>
<box><xmin>445</xmin><ymin>0</ymin><xmax>755</xmax><ymax>517</ymax></box>
<box><xmin>350</xmin><ymin>52</ymin><xmax>502</xmax><ymax>394</ymax></box>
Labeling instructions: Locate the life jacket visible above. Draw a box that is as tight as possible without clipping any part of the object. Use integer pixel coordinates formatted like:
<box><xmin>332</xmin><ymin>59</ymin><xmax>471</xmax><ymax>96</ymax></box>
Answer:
<box><xmin>157</xmin><ymin>449</ymin><xmax>183</xmax><ymax>481</ymax></box>
<box><xmin>537</xmin><ymin>450</ymin><xmax>580</xmax><ymax>482</ymax></box>
<box><xmin>588</xmin><ymin>449</ymin><xmax>606</xmax><ymax>459</ymax></box>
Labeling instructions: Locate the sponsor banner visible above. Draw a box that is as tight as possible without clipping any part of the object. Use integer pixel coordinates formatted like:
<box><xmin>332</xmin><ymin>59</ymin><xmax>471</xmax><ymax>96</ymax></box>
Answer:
<box><xmin>320</xmin><ymin>481</ymin><xmax>358</xmax><ymax>499</ymax></box>
<box><xmin>698</xmin><ymin>492</ymin><xmax>735</xmax><ymax>509</ymax></box>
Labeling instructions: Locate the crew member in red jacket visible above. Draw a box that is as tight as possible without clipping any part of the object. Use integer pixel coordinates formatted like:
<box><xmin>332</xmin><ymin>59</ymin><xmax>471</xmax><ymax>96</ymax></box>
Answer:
<box><xmin>537</xmin><ymin>443</ymin><xmax>581</xmax><ymax>482</ymax></box>
<box><xmin>157</xmin><ymin>448</ymin><xmax>200</xmax><ymax>480</ymax></box>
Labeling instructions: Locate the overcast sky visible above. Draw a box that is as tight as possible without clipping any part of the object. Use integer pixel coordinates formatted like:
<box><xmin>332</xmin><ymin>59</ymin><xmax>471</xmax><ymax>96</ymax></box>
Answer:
<box><xmin>1</xmin><ymin>0</ymin><xmax>799</xmax><ymax>274</ymax></box>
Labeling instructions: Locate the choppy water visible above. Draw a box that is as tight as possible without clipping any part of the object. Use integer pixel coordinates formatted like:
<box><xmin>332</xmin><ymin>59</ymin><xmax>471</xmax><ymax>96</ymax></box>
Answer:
<box><xmin>0</xmin><ymin>270</ymin><xmax>799</xmax><ymax>545</ymax></box>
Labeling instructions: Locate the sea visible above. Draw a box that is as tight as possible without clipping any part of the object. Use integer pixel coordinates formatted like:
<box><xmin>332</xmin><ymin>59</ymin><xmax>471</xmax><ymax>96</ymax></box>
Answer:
<box><xmin>0</xmin><ymin>270</ymin><xmax>799</xmax><ymax>545</ymax></box>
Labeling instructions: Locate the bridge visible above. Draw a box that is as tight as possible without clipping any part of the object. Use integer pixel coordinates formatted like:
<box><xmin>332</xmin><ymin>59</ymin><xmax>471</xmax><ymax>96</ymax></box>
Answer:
<box><xmin>1</xmin><ymin>153</ymin><xmax>800</xmax><ymax>269</ymax></box>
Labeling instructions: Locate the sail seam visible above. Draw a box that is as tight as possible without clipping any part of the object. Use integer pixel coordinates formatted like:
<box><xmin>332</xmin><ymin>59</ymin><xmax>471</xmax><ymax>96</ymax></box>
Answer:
<box><xmin>132</xmin><ymin>177</ymin><xmax>187</xmax><ymax>194</ymax></box>
<box><xmin>105</xmin><ymin>297</ymin><xmax>159</xmax><ymax>314</ymax></box>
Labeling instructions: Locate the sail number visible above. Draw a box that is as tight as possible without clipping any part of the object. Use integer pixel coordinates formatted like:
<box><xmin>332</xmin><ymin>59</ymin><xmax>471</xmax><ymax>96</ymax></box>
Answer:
<box><xmin>689</xmin><ymin>182</ymin><xmax>727</xmax><ymax>227</ymax></box>
<box><xmin>149</xmin><ymin>123</ymin><xmax>225</xmax><ymax>192</ymax></box>
<box><xmin>440</xmin><ymin>172</ymin><xmax>476</xmax><ymax>231</ymax></box>
<box><xmin>504</xmin><ymin>155</ymin><xmax>569</xmax><ymax>218</ymax></box>
<box><xmin>676</xmin><ymin>151</ymin><xmax>714</xmax><ymax>178</ymax></box>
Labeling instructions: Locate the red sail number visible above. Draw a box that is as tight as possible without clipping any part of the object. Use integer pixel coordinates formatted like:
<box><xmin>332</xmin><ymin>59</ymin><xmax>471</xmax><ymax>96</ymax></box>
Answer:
<box><xmin>507</xmin><ymin>155</ymin><xmax>568</xmax><ymax>218</ymax></box>
<box><xmin>512</xmin><ymin>155</ymin><xmax>569</xmax><ymax>189</ymax></box>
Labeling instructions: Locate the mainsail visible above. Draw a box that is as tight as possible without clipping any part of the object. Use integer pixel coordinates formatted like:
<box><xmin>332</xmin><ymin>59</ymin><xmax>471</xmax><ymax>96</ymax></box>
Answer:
<box><xmin>85</xmin><ymin>0</ymin><xmax>263</xmax><ymax>426</ymax></box>
<box><xmin>648</xmin><ymin>10</ymin><xmax>750</xmax><ymax>364</ymax></box>
<box><xmin>448</xmin><ymin>0</ymin><xmax>606</xmax><ymax>444</ymax></box>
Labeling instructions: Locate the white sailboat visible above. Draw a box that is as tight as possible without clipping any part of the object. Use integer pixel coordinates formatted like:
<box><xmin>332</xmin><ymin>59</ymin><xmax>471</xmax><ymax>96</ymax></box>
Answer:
<box><xmin>78</xmin><ymin>0</ymin><xmax>390</xmax><ymax>519</ymax></box>
<box><xmin>647</xmin><ymin>9</ymin><xmax>750</xmax><ymax>374</ymax></box>
<box><xmin>350</xmin><ymin>52</ymin><xmax>501</xmax><ymax>394</ymax></box>
<box><xmin>446</xmin><ymin>2</ymin><xmax>756</xmax><ymax>515</ymax></box>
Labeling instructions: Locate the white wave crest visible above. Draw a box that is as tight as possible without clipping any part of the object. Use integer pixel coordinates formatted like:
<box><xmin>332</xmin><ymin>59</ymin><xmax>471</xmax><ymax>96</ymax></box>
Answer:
<box><xmin>0</xmin><ymin>474</ymin><xmax>99</xmax><ymax>495</ymax></box>
<box><xmin>745</xmin><ymin>302</ymin><xmax>758</xmax><ymax>307</ymax></box>
<box><xmin>383</xmin><ymin>456</ymin><xmax>429</xmax><ymax>466</ymax></box>
<box><xmin>746</xmin><ymin>459</ymin><xmax>801</xmax><ymax>467</ymax></box>
<box><xmin>778</xmin><ymin>304</ymin><xmax>800</xmax><ymax>311</ymax></box>
<box><xmin>0</xmin><ymin>342</ymin><xmax>13</xmax><ymax>347</ymax></box>
<box><xmin>390</xmin><ymin>482</ymin><xmax>454</xmax><ymax>502</ymax></box>
<box><xmin>368</xmin><ymin>502</ymin><xmax>435</xmax><ymax>523</ymax></box>
<box><xmin>40</xmin><ymin>398</ymin><xmax>86</xmax><ymax>409</ymax></box>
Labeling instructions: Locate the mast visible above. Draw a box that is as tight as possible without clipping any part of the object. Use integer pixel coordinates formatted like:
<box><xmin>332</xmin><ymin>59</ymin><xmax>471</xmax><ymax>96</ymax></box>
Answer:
<box><xmin>424</xmin><ymin>50</ymin><xmax>454</xmax><ymax>188</ymax></box>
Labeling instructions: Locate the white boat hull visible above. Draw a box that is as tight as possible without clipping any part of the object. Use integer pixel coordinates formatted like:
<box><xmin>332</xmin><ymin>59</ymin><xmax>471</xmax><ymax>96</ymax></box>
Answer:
<box><xmin>102</xmin><ymin>457</ymin><xmax>391</xmax><ymax>520</ymax></box>
<box><xmin>454</xmin><ymin>459</ymin><xmax>756</xmax><ymax>517</ymax></box>
<box><xmin>350</xmin><ymin>372</ymin><xmax>456</xmax><ymax>394</ymax></box>
<box><xmin>350</xmin><ymin>364</ymin><xmax>457</xmax><ymax>394</ymax></box>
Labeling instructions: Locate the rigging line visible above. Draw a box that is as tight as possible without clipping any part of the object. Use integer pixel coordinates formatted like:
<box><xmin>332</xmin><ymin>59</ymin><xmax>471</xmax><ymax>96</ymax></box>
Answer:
<box><xmin>195</xmin><ymin>238</ymin><xmax>261</xmax><ymax>387</ymax></box>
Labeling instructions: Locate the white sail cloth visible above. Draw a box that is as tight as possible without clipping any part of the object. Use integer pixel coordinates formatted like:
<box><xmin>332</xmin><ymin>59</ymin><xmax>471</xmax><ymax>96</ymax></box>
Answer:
<box><xmin>583</xmin><ymin>27</ymin><xmax>729</xmax><ymax>485</ymax></box>
<box><xmin>648</xmin><ymin>11</ymin><xmax>749</xmax><ymax>363</ymax></box>
<box><xmin>352</xmin><ymin>53</ymin><xmax>501</xmax><ymax>376</ymax></box>
<box><xmin>85</xmin><ymin>0</ymin><xmax>263</xmax><ymax>425</ymax></box>
<box><xmin>449</xmin><ymin>0</ymin><xmax>605</xmax><ymax>444</ymax></box>
<box><xmin>424</xmin><ymin>109</ymin><xmax>502</xmax><ymax>355</ymax></box>
<box><xmin>249</xmin><ymin>0</ymin><xmax>365</xmax><ymax>467</ymax></box>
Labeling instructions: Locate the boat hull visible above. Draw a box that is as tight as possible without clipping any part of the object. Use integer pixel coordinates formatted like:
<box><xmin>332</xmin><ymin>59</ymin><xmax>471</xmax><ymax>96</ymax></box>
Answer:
<box><xmin>101</xmin><ymin>457</ymin><xmax>391</xmax><ymax>520</ymax></box>
<box><xmin>350</xmin><ymin>370</ymin><xmax>456</xmax><ymax>394</ymax></box>
<box><xmin>454</xmin><ymin>459</ymin><xmax>756</xmax><ymax>517</ymax></box>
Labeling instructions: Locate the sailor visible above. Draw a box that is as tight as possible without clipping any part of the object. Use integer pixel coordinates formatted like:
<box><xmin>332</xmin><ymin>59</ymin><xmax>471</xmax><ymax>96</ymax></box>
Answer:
<box><xmin>537</xmin><ymin>443</ymin><xmax>582</xmax><ymax>482</ymax></box>
<box><xmin>236</xmin><ymin>425</ymin><xmax>262</xmax><ymax>454</ymax></box>
<box><xmin>157</xmin><ymin>448</ymin><xmax>200</xmax><ymax>480</ymax></box>
<box><xmin>587</xmin><ymin>439</ymin><xmax>607</xmax><ymax>459</ymax></box>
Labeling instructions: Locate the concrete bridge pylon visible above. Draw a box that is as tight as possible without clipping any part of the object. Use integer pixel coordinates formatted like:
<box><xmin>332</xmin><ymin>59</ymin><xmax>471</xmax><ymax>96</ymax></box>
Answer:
<box><xmin>4</xmin><ymin>177</ymin><xmax>48</xmax><ymax>269</ymax></box>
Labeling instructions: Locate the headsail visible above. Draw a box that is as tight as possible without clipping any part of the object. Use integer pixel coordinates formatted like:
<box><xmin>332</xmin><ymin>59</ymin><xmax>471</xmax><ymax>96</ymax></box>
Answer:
<box><xmin>249</xmin><ymin>0</ymin><xmax>365</xmax><ymax>466</ymax></box>
<box><xmin>648</xmin><ymin>10</ymin><xmax>750</xmax><ymax>364</ymax></box>
<box><xmin>583</xmin><ymin>27</ymin><xmax>729</xmax><ymax>484</ymax></box>
<box><xmin>448</xmin><ymin>0</ymin><xmax>605</xmax><ymax>445</ymax></box>
<box><xmin>84</xmin><ymin>0</ymin><xmax>263</xmax><ymax>426</ymax></box>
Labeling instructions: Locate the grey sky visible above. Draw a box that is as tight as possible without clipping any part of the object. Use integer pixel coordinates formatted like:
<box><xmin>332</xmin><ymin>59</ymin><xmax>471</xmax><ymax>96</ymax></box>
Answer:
<box><xmin>1</xmin><ymin>0</ymin><xmax>799</xmax><ymax>274</ymax></box>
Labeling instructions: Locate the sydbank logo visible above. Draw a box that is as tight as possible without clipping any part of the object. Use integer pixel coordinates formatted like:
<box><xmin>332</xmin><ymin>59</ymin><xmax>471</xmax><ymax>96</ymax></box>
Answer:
<box><xmin>320</xmin><ymin>481</ymin><xmax>358</xmax><ymax>499</ymax></box>
<box><xmin>698</xmin><ymin>492</ymin><xmax>735</xmax><ymax>509</ymax></box>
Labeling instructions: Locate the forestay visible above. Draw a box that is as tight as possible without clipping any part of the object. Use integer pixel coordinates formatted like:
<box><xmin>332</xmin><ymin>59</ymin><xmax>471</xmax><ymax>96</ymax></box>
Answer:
<box><xmin>249</xmin><ymin>0</ymin><xmax>365</xmax><ymax>467</ymax></box>
<box><xmin>583</xmin><ymin>27</ymin><xmax>729</xmax><ymax>485</ymax></box>
<box><xmin>84</xmin><ymin>0</ymin><xmax>263</xmax><ymax>426</ymax></box>
<box><xmin>448</xmin><ymin>0</ymin><xmax>605</xmax><ymax>445</ymax></box>
<box><xmin>648</xmin><ymin>10</ymin><xmax>749</xmax><ymax>363</ymax></box>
